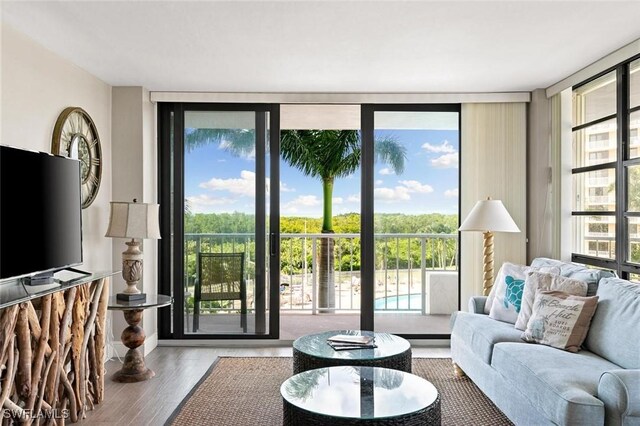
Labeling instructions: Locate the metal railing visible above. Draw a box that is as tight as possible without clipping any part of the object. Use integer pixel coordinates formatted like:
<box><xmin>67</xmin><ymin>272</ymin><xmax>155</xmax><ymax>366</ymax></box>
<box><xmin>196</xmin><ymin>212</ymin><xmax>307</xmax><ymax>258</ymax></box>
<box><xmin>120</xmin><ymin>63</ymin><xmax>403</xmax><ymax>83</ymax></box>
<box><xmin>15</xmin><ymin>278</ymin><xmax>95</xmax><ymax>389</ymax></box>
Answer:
<box><xmin>184</xmin><ymin>232</ymin><xmax>458</xmax><ymax>314</ymax></box>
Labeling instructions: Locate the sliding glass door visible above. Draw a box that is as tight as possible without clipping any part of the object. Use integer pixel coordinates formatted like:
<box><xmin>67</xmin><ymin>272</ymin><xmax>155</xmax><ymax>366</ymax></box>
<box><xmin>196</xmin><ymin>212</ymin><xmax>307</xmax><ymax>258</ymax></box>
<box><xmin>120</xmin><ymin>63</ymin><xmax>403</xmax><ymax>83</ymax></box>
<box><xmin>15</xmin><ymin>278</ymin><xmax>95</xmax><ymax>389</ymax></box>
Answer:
<box><xmin>361</xmin><ymin>105</ymin><xmax>461</xmax><ymax>337</ymax></box>
<box><xmin>158</xmin><ymin>104</ymin><xmax>280</xmax><ymax>338</ymax></box>
<box><xmin>159</xmin><ymin>102</ymin><xmax>459</xmax><ymax>340</ymax></box>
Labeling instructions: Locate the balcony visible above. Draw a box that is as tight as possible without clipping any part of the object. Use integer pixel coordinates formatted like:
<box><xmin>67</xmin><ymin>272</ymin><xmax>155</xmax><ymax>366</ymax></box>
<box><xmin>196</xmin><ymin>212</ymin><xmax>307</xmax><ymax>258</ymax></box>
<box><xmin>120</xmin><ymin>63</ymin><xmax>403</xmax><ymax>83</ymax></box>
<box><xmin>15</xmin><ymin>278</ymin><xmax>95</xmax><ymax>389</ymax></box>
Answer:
<box><xmin>183</xmin><ymin>232</ymin><xmax>458</xmax><ymax>338</ymax></box>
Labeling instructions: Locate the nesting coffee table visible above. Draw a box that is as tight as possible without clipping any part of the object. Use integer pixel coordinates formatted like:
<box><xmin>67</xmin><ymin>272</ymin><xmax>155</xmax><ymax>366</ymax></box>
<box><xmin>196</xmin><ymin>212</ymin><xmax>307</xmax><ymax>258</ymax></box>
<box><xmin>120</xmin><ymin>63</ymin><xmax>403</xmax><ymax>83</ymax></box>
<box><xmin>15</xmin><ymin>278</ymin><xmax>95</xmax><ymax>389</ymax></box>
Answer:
<box><xmin>281</xmin><ymin>365</ymin><xmax>441</xmax><ymax>425</ymax></box>
<box><xmin>292</xmin><ymin>330</ymin><xmax>412</xmax><ymax>374</ymax></box>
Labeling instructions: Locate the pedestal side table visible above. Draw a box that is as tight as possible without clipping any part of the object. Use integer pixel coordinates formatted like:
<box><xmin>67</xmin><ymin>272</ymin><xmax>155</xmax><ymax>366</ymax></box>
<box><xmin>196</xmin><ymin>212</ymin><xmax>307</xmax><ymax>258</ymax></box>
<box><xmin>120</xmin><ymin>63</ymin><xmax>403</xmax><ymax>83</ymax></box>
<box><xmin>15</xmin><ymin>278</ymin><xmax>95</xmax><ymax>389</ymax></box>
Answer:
<box><xmin>107</xmin><ymin>294</ymin><xmax>172</xmax><ymax>383</ymax></box>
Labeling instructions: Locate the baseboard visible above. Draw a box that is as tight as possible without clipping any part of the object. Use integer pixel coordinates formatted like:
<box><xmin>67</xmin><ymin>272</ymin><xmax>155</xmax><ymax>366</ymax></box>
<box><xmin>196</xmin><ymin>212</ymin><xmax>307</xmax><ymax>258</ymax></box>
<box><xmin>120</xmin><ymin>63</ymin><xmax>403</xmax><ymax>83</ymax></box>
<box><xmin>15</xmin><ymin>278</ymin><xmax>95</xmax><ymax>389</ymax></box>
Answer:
<box><xmin>158</xmin><ymin>338</ymin><xmax>451</xmax><ymax>348</ymax></box>
<box><xmin>144</xmin><ymin>332</ymin><xmax>158</xmax><ymax>356</ymax></box>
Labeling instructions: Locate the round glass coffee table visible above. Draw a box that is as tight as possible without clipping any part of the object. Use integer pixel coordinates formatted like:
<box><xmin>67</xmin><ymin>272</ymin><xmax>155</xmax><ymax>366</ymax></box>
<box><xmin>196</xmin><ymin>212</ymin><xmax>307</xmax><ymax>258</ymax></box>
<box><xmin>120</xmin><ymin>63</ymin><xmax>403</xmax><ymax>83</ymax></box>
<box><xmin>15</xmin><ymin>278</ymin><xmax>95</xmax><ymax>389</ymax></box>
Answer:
<box><xmin>281</xmin><ymin>366</ymin><xmax>440</xmax><ymax>425</ymax></box>
<box><xmin>292</xmin><ymin>330</ymin><xmax>411</xmax><ymax>374</ymax></box>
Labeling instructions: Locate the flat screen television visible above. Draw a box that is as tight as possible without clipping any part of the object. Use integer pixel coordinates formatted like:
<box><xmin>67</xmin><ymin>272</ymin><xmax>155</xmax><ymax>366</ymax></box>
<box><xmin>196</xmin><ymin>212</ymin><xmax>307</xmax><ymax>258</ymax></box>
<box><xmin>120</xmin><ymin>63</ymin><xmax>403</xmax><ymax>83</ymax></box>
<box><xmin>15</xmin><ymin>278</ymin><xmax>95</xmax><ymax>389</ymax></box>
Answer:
<box><xmin>0</xmin><ymin>145</ymin><xmax>83</xmax><ymax>284</ymax></box>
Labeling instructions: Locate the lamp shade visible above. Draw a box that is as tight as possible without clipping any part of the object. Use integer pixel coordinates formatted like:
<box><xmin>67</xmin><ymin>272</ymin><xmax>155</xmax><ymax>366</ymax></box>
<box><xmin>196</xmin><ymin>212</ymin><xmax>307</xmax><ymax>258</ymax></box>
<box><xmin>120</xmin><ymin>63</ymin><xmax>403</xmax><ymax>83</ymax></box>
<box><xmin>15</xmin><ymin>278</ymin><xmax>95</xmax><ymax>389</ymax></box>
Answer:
<box><xmin>459</xmin><ymin>199</ymin><xmax>520</xmax><ymax>233</ymax></box>
<box><xmin>105</xmin><ymin>201</ymin><xmax>161</xmax><ymax>239</ymax></box>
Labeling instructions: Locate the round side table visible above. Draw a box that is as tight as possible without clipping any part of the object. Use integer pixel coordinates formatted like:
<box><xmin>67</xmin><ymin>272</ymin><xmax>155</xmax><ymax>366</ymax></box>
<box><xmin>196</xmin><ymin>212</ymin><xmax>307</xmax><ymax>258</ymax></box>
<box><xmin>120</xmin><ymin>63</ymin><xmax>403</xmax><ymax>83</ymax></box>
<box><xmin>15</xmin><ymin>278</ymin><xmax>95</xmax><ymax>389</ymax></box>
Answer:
<box><xmin>107</xmin><ymin>294</ymin><xmax>172</xmax><ymax>383</ymax></box>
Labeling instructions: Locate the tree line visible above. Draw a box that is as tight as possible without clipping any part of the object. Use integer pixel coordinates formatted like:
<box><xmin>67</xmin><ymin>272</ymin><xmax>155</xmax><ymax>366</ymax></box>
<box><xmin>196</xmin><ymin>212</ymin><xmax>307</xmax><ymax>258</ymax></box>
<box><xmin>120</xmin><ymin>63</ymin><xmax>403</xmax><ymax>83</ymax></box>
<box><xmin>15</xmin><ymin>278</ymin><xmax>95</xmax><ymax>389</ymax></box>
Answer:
<box><xmin>184</xmin><ymin>212</ymin><xmax>458</xmax><ymax>278</ymax></box>
<box><xmin>185</xmin><ymin>212</ymin><xmax>458</xmax><ymax>235</ymax></box>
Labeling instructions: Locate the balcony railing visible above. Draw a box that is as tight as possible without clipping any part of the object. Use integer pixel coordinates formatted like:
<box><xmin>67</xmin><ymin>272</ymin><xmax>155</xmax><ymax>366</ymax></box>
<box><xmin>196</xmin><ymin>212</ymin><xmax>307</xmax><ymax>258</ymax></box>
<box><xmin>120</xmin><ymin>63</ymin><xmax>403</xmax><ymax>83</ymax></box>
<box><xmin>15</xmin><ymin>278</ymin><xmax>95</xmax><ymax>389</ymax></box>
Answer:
<box><xmin>184</xmin><ymin>233</ymin><xmax>458</xmax><ymax>315</ymax></box>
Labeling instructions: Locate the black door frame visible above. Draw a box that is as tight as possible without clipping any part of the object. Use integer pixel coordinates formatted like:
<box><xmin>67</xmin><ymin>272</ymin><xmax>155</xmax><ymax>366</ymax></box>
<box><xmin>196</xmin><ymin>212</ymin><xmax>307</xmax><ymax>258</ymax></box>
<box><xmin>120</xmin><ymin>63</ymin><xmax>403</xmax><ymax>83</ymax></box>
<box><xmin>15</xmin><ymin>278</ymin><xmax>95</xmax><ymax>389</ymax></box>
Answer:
<box><xmin>360</xmin><ymin>103</ymin><xmax>461</xmax><ymax>338</ymax></box>
<box><xmin>158</xmin><ymin>102</ymin><xmax>281</xmax><ymax>339</ymax></box>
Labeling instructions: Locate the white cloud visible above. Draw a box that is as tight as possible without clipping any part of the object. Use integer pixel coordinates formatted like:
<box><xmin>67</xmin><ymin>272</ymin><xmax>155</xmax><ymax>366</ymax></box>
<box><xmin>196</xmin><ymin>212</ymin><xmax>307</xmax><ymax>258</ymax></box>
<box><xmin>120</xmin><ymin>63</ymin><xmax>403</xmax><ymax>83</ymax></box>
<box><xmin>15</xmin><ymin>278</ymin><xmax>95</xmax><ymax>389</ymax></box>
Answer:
<box><xmin>375</xmin><ymin>186</ymin><xmax>411</xmax><ymax>201</ymax></box>
<box><xmin>375</xmin><ymin>179</ymin><xmax>383</xmax><ymax>186</ymax></box>
<box><xmin>283</xmin><ymin>195</ymin><xmax>320</xmax><ymax>208</ymax></box>
<box><xmin>398</xmin><ymin>180</ymin><xmax>433</xmax><ymax>194</ymax></box>
<box><xmin>444</xmin><ymin>188</ymin><xmax>459</xmax><ymax>198</ymax></box>
<box><xmin>422</xmin><ymin>140</ymin><xmax>456</xmax><ymax>154</ymax></box>
<box><xmin>374</xmin><ymin>179</ymin><xmax>434</xmax><ymax>202</ymax></box>
<box><xmin>431</xmin><ymin>152</ymin><xmax>459</xmax><ymax>169</ymax></box>
<box><xmin>379</xmin><ymin>168</ymin><xmax>394</xmax><ymax>175</ymax></box>
<box><xmin>333</xmin><ymin>197</ymin><xmax>343</xmax><ymax>205</ymax></box>
<box><xmin>347</xmin><ymin>194</ymin><xmax>361</xmax><ymax>203</ymax></box>
<box><xmin>200</xmin><ymin>170</ymin><xmax>255</xmax><ymax>196</ymax></box>
<box><xmin>280</xmin><ymin>182</ymin><xmax>295</xmax><ymax>192</ymax></box>
<box><xmin>281</xmin><ymin>195</ymin><xmax>322</xmax><ymax>215</ymax></box>
<box><xmin>199</xmin><ymin>170</ymin><xmax>293</xmax><ymax>196</ymax></box>
<box><xmin>186</xmin><ymin>194</ymin><xmax>237</xmax><ymax>213</ymax></box>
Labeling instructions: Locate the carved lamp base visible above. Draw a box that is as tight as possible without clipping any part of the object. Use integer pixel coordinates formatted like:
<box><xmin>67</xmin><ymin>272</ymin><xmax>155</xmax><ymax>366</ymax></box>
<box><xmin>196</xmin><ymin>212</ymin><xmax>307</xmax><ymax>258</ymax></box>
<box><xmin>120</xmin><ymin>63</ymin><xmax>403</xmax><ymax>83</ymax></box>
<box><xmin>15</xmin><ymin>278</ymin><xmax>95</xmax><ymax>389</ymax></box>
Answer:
<box><xmin>118</xmin><ymin>240</ymin><xmax>146</xmax><ymax>302</ymax></box>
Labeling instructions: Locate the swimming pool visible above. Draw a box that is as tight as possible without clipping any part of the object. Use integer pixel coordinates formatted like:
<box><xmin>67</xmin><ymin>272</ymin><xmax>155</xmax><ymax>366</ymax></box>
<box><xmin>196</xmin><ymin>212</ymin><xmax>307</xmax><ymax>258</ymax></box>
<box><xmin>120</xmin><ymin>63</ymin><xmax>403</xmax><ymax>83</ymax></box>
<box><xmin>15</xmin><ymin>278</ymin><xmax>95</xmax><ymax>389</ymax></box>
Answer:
<box><xmin>374</xmin><ymin>294</ymin><xmax>422</xmax><ymax>310</ymax></box>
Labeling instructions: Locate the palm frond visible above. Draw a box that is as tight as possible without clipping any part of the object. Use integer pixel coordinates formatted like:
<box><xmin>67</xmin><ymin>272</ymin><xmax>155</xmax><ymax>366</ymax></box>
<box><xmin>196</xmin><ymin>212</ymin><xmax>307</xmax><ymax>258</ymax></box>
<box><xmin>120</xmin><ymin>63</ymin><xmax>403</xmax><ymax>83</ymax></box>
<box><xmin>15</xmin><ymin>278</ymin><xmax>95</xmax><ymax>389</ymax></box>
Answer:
<box><xmin>374</xmin><ymin>136</ymin><xmax>407</xmax><ymax>175</ymax></box>
<box><xmin>185</xmin><ymin>128</ymin><xmax>256</xmax><ymax>157</ymax></box>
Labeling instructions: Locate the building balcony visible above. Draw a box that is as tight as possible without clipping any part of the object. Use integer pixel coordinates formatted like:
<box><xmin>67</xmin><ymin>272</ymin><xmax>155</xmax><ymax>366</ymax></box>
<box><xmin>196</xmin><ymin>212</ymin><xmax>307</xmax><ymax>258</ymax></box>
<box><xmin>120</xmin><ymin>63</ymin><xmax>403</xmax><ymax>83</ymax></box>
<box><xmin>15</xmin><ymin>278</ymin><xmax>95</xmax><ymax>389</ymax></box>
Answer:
<box><xmin>182</xmin><ymin>232</ymin><xmax>458</xmax><ymax>338</ymax></box>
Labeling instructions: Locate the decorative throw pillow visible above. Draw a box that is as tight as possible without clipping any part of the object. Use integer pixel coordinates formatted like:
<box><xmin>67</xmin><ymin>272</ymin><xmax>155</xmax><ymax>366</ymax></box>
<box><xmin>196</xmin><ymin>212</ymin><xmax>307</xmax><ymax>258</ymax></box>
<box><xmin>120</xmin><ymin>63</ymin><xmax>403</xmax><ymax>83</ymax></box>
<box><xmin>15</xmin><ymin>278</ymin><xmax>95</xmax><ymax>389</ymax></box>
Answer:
<box><xmin>514</xmin><ymin>272</ymin><xmax>588</xmax><ymax>331</ymax></box>
<box><xmin>487</xmin><ymin>263</ymin><xmax>530</xmax><ymax>322</ymax></box>
<box><xmin>521</xmin><ymin>290</ymin><xmax>599</xmax><ymax>352</ymax></box>
<box><xmin>484</xmin><ymin>263</ymin><xmax>560</xmax><ymax>316</ymax></box>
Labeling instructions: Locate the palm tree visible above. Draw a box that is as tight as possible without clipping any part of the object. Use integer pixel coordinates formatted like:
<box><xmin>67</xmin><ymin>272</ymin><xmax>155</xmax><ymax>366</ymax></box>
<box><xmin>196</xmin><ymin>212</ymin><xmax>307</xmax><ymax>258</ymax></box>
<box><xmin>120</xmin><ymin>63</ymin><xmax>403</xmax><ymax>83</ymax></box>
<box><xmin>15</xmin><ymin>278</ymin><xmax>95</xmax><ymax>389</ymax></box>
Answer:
<box><xmin>185</xmin><ymin>128</ymin><xmax>406</xmax><ymax>311</ymax></box>
<box><xmin>281</xmin><ymin>130</ymin><xmax>405</xmax><ymax>311</ymax></box>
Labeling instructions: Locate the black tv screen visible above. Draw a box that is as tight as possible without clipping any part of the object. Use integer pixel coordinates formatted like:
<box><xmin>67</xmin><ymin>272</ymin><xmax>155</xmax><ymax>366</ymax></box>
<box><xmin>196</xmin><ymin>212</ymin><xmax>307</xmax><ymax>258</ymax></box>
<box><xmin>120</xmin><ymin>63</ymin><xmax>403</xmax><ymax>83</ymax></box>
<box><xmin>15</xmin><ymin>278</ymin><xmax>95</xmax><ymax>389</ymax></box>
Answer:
<box><xmin>0</xmin><ymin>145</ymin><xmax>83</xmax><ymax>281</ymax></box>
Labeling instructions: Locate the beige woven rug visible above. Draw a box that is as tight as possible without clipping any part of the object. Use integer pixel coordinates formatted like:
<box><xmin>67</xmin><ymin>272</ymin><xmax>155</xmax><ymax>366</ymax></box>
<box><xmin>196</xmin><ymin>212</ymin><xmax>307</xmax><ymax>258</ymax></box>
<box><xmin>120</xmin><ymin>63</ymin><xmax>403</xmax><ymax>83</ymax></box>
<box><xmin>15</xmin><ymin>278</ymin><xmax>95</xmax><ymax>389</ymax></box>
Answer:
<box><xmin>167</xmin><ymin>357</ymin><xmax>513</xmax><ymax>426</ymax></box>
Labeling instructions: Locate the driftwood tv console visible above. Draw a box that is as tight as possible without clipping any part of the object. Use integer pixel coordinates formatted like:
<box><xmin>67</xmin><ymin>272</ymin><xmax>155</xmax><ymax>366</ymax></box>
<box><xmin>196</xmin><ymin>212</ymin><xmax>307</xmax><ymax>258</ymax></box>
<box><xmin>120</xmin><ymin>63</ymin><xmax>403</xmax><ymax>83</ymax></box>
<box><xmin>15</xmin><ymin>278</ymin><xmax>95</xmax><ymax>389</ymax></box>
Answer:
<box><xmin>0</xmin><ymin>271</ymin><xmax>117</xmax><ymax>424</ymax></box>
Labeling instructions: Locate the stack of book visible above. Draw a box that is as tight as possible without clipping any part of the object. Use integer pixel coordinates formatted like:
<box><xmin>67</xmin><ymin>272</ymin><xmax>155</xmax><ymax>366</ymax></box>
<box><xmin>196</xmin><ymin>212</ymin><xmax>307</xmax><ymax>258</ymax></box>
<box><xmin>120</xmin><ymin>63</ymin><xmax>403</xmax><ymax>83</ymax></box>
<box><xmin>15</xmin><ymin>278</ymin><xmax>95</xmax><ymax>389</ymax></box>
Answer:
<box><xmin>327</xmin><ymin>334</ymin><xmax>377</xmax><ymax>351</ymax></box>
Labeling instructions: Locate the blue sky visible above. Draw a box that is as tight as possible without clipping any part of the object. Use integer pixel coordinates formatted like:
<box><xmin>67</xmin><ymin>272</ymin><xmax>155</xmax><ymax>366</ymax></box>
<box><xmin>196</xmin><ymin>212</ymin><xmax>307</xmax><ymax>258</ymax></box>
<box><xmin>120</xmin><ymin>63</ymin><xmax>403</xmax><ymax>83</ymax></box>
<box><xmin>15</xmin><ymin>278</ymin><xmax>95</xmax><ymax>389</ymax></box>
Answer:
<box><xmin>185</xmin><ymin>129</ymin><xmax>459</xmax><ymax>216</ymax></box>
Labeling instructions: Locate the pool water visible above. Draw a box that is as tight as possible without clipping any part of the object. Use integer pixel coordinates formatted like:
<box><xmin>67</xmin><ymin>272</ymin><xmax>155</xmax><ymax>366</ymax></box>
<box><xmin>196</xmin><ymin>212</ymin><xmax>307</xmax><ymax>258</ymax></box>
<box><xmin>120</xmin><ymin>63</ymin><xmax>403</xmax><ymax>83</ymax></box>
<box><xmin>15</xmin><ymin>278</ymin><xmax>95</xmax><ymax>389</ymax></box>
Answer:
<box><xmin>374</xmin><ymin>294</ymin><xmax>422</xmax><ymax>310</ymax></box>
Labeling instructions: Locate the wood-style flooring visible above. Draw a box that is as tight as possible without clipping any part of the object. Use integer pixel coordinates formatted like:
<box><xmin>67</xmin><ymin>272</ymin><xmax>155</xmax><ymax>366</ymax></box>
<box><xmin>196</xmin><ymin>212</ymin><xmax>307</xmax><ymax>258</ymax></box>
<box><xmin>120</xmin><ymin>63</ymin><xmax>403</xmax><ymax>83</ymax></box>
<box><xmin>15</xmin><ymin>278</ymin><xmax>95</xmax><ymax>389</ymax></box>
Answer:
<box><xmin>85</xmin><ymin>346</ymin><xmax>450</xmax><ymax>425</ymax></box>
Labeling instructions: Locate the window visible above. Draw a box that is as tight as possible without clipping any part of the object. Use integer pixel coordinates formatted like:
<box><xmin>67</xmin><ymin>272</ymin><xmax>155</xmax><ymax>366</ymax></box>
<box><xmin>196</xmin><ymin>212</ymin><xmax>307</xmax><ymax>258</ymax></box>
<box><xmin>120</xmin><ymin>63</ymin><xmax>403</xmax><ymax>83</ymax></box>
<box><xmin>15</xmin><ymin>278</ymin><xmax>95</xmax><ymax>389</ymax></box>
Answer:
<box><xmin>588</xmin><ymin>151</ymin><xmax>609</xmax><ymax>163</ymax></box>
<box><xmin>588</xmin><ymin>222</ymin><xmax>609</xmax><ymax>234</ymax></box>
<box><xmin>572</xmin><ymin>55</ymin><xmax>640</xmax><ymax>277</ymax></box>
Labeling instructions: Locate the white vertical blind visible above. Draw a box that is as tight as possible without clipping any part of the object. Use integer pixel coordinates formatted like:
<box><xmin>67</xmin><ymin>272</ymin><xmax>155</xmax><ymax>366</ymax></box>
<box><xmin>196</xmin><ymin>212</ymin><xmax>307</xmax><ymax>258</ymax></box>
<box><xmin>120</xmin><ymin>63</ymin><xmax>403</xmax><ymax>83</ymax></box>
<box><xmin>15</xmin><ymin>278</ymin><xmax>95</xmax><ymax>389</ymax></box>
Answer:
<box><xmin>460</xmin><ymin>103</ymin><xmax>527</xmax><ymax>307</ymax></box>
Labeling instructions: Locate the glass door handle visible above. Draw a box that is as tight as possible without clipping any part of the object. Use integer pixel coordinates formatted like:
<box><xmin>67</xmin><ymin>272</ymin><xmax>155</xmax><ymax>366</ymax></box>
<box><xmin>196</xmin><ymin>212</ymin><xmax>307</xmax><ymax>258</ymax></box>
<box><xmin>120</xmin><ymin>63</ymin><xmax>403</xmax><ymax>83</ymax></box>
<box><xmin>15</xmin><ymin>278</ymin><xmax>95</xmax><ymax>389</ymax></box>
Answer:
<box><xmin>270</xmin><ymin>233</ymin><xmax>277</xmax><ymax>256</ymax></box>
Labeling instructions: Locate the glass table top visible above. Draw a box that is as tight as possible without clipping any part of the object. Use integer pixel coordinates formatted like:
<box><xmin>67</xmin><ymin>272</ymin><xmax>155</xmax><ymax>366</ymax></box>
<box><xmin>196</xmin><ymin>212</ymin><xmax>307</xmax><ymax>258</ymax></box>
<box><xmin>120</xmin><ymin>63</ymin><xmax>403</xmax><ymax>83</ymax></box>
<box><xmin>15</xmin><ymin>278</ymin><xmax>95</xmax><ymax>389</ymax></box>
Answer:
<box><xmin>107</xmin><ymin>294</ymin><xmax>173</xmax><ymax>310</ymax></box>
<box><xmin>293</xmin><ymin>330</ymin><xmax>410</xmax><ymax>360</ymax></box>
<box><xmin>281</xmin><ymin>366</ymin><xmax>438</xmax><ymax>420</ymax></box>
<box><xmin>0</xmin><ymin>270</ymin><xmax>118</xmax><ymax>310</ymax></box>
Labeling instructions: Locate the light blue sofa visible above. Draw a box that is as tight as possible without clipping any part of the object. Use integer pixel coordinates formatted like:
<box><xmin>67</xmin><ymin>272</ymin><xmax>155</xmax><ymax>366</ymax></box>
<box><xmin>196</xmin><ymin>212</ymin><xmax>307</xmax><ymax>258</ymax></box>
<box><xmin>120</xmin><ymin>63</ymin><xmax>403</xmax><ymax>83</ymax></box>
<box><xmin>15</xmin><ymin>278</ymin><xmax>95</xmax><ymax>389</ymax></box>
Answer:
<box><xmin>451</xmin><ymin>259</ymin><xmax>640</xmax><ymax>426</ymax></box>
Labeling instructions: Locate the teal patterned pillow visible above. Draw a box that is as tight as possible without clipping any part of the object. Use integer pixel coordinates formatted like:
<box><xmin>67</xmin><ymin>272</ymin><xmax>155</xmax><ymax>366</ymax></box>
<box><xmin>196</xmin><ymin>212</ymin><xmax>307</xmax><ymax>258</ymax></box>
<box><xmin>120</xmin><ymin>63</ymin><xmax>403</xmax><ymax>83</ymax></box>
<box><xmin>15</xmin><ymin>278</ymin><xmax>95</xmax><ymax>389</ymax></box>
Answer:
<box><xmin>489</xmin><ymin>263</ymin><xmax>530</xmax><ymax>324</ymax></box>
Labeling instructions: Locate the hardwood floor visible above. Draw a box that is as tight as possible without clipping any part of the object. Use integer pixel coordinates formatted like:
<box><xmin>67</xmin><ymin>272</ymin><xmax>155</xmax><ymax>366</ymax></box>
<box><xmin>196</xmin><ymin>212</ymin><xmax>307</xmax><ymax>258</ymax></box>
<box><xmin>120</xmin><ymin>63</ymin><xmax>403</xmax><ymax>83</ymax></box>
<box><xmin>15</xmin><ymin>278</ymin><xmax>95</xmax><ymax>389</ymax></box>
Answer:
<box><xmin>86</xmin><ymin>346</ymin><xmax>450</xmax><ymax>425</ymax></box>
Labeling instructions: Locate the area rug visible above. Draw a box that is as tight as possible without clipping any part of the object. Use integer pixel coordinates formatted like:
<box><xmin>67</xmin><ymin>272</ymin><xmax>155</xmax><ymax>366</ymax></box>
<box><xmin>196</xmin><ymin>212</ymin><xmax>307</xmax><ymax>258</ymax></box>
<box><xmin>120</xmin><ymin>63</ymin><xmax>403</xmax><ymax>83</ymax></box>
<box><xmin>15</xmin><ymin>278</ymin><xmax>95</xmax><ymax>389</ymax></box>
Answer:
<box><xmin>166</xmin><ymin>357</ymin><xmax>513</xmax><ymax>426</ymax></box>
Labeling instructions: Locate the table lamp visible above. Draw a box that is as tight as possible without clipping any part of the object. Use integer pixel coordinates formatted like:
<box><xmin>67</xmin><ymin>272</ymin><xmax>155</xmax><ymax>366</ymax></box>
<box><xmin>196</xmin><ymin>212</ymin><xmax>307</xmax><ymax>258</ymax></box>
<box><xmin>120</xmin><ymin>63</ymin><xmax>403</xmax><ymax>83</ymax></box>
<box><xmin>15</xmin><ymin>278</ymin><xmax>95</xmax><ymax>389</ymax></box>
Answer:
<box><xmin>105</xmin><ymin>199</ymin><xmax>161</xmax><ymax>301</ymax></box>
<box><xmin>459</xmin><ymin>197</ymin><xmax>520</xmax><ymax>296</ymax></box>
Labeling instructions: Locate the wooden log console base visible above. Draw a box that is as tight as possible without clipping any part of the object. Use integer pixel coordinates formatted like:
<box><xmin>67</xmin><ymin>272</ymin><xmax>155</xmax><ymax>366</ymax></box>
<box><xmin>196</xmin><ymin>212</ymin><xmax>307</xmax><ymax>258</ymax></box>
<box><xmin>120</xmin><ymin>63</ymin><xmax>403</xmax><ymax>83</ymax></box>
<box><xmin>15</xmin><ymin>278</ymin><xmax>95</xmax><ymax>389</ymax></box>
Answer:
<box><xmin>0</xmin><ymin>271</ymin><xmax>116</xmax><ymax>424</ymax></box>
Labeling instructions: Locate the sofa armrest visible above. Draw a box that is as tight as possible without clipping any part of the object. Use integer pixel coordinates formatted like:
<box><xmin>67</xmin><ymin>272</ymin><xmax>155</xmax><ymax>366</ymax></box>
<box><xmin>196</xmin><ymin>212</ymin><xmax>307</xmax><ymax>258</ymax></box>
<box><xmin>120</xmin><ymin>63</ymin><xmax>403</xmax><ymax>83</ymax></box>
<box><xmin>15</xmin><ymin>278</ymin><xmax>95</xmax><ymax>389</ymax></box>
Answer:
<box><xmin>598</xmin><ymin>369</ymin><xmax>640</xmax><ymax>426</ymax></box>
<box><xmin>468</xmin><ymin>296</ymin><xmax>488</xmax><ymax>314</ymax></box>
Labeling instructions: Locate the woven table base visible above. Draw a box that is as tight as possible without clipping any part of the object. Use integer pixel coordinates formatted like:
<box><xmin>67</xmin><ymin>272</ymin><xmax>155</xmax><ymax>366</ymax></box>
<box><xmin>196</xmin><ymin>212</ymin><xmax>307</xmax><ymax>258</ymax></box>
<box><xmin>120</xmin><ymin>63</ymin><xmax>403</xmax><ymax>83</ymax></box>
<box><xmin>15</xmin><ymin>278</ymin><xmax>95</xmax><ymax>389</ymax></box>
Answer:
<box><xmin>293</xmin><ymin>347</ymin><xmax>412</xmax><ymax>374</ymax></box>
<box><xmin>283</xmin><ymin>394</ymin><xmax>441</xmax><ymax>425</ymax></box>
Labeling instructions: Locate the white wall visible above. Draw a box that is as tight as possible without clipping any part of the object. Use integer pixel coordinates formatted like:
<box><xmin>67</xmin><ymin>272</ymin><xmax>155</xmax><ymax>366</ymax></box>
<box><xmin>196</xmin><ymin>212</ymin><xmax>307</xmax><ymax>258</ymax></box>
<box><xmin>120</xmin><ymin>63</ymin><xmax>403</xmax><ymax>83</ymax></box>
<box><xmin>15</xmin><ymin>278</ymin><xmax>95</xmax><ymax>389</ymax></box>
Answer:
<box><xmin>111</xmin><ymin>87</ymin><xmax>158</xmax><ymax>355</ymax></box>
<box><xmin>1</xmin><ymin>23</ymin><xmax>112</xmax><ymax>274</ymax></box>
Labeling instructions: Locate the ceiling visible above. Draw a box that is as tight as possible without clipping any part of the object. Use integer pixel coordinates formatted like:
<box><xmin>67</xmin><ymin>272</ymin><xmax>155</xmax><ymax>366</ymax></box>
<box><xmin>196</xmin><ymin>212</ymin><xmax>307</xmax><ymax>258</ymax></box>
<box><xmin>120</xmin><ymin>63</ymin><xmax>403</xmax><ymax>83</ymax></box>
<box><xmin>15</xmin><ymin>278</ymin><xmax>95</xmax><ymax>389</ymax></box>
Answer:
<box><xmin>2</xmin><ymin>1</ymin><xmax>640</xmax><ymax>93</ymax></box>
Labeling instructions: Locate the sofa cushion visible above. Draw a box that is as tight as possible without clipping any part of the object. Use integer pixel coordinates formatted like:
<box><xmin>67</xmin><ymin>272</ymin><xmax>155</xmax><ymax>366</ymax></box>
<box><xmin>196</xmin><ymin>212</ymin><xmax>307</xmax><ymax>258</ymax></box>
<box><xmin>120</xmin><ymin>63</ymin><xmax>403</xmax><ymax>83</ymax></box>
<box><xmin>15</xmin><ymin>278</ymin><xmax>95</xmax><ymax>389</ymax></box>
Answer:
<box><xmin>450</xmin><ymin>311</ymin><xmax>523</xmax><ymax>365</ymax></box>
<box><xmin>585</xmin><ymin>277</ymin><xmax>640</xmax><ymax>369</ymax></box>
<box><xmin>492</xmin><ymin>342</ymin><xmax>619</xmax><ymax>425</ymax></box>
<box><xmin>530</xmin><ymin>257</ymin><xmax>615</xmax><ymax>296</ymax></box>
